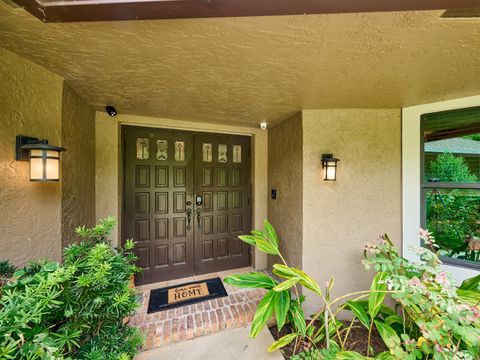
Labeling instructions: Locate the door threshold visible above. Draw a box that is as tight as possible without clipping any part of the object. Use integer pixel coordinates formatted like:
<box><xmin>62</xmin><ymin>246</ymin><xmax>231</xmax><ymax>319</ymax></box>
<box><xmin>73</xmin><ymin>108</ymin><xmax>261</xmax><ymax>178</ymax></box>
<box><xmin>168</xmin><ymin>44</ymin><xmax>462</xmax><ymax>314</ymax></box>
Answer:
<box><xmin>135</xmin><ymin>267</ymin><xmax>253</xmax><ymax>292</ymax></box>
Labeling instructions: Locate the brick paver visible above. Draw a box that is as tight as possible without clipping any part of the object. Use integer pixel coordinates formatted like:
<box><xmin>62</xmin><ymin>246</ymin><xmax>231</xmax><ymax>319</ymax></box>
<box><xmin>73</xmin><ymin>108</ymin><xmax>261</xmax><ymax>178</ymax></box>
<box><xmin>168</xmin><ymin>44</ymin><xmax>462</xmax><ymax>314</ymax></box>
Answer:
<box><xmin>128</xmin><ymin>275</ymin><xmax>266</xmax><ymax>351</ymax></box>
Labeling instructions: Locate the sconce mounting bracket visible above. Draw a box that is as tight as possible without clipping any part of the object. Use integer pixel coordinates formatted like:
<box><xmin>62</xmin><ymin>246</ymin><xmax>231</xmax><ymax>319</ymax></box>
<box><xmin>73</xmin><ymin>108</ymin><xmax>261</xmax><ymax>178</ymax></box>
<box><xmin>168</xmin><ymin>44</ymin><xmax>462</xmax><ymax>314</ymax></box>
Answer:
<box><xmin>16</xmin><ymin>135</ymin><xmax>40</xmax><ymax>161</ymax></box>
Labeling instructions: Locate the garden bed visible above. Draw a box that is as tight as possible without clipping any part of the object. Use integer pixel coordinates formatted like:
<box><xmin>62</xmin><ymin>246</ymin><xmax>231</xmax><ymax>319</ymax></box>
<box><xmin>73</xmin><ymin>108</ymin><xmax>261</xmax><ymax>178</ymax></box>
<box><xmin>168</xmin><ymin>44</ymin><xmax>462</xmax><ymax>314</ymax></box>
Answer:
<box><xmin>269</xmin><ymin>320</ymin><xmax>387</xmax><ymax>359</ymax></box>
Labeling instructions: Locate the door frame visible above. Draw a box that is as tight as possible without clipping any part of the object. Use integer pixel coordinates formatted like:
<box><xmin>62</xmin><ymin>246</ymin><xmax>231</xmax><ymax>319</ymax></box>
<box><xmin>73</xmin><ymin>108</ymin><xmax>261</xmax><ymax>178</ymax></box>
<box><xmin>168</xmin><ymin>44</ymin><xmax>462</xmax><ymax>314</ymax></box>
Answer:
<box><xmin>113</xmin><ymin>116</ymin><xmax>268</xmax><ymax>278</ymax></box>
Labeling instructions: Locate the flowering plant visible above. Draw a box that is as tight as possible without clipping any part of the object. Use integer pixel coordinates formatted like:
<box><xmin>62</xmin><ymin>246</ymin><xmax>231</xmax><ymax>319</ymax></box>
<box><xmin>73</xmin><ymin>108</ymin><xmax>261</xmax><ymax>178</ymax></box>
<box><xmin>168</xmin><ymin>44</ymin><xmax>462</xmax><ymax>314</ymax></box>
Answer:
<box><xmin>363</xmin><ymin>229</ymin><xmax>480</xmax><ymax>359</ymax></box>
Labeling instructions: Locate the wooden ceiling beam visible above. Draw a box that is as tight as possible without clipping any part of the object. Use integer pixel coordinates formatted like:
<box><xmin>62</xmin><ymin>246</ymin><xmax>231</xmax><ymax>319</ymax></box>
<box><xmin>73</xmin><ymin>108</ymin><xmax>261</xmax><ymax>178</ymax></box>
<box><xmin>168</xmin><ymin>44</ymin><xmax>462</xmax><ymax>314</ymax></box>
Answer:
<box><xmin>13</xmin><ymin>0</ymin><xmax>480</xmax><ymax>23</ymax></box>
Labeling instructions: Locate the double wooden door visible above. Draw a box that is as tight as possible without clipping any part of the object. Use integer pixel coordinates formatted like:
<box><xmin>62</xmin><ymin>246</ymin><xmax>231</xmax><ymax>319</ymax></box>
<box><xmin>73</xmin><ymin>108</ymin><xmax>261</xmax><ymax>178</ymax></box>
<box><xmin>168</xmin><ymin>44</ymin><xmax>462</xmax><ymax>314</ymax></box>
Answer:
<box><xmin>123</xmin><ymin>126</ymin><xmax>251</xmax><ymax>285</ymax></box>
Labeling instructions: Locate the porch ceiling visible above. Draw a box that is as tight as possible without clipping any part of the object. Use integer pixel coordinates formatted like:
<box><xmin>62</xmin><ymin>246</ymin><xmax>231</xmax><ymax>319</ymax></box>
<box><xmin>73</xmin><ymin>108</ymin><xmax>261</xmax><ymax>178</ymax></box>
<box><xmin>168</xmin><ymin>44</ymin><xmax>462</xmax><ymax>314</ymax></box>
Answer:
<box><xmin>1</xmin><ymin>3</ymin><xmax>480</xmax><ymax>127</ymax></box>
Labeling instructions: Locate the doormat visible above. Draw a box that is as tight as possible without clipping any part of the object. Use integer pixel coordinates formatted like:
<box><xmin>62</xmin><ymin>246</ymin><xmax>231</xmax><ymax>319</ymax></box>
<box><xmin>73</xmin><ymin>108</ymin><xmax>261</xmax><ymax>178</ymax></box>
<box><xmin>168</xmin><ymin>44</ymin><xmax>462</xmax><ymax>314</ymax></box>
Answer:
<box><xmin>147</xmin><ymin>277</ymin><xmax>228</xmax><ymax>314</ymax></box>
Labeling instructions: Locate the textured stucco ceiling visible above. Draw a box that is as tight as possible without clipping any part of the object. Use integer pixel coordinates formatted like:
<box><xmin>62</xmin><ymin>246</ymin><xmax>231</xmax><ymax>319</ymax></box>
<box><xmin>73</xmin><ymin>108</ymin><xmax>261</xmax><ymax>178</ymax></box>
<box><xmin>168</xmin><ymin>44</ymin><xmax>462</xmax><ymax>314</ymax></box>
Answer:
<box><xmin>1</xmin><ymin>3</ymin><xmax>480</xmax><ymax>126</ymax></box>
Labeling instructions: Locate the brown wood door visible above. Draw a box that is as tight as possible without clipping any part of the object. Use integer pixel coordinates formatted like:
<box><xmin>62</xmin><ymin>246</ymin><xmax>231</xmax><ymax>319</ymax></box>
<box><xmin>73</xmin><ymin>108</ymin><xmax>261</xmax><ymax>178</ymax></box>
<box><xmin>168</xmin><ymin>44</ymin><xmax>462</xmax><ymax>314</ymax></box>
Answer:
<box><xmin>124</xmin><ymin>126</ymin><xmax>194</xmax><ymax>285</ymax></box>
<box><xmin>123</xmin><ymin>126</ymin><xmax>251</xmax><ymax>285</ymax></box>
<box><xmin>193</xmin><ymin>133</ymin><xmax>251</xmax><ymax>274</ymax></box>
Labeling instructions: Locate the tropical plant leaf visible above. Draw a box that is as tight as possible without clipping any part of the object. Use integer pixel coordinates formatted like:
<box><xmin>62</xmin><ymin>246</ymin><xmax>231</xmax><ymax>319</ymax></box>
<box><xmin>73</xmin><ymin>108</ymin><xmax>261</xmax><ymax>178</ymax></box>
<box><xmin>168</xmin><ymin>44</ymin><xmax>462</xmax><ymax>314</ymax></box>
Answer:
<box><xmin>292</xmin><ymin>268</ymin><xmax>323</xmax><ymax>296</ymax></box>
<box><xmin>264</xmin><ymin>219</ymin><xmax>279</xmax><ymax>249</ymax></box>
<box><xmin>335</xmin><ymin>351</ymin><xmax>369</xmax><ymax>359</ymax></box>
<box><xmin>457</xmin><ymin>289</ymin><xmax>480</xmax><ymax>305</ymax></box>
<box><xmin>351</xmin><ymin>300</ymin><xmax>396</xmax><ymax>317</ymax></box>
<box><xmin>224</xmin><ymin>272</ymin><xmax>277</xmax><ymax>289</ymax></box>
<box><xmin>255</xmin><ymin>238</ymin><xmax>279</xmax><ymax>255</ymax></box>
<box><xmin>374</xmin><ymin>352</ymin><xmax>396</xmax><ymax>359</ymax></box>
<box><xmin>250</xmin><ymin>290</ymin><xmax>276</xmax><ymax>338</ymax></box>
<box><xmin>273</xmin><ymin>278</ymin><xmax>299</xmax><ymax>292</ymax></box>
<box><xmin>272</xmin><ymin>264</ymin><xmax>299</xmax><ymax>279</ymax></box>
<box><xmin>459</xmin><ymin>274</ymin><xmax>480</xmax><ymax>291</ymax></box>
<box><xmin>345</xmin><ymin>301</ymin><xmax>370</xmax><ymax>328</ymax></box>
<box><xmin>267</xmin><ymin>333</ymin><xmax>297</xmax><ymax>352</ymax></box>
<box><xmin>238</xmin><ymin>235</ymin><xmax>257</xmax><ymax>246</ymax></box>
<box><xmin>368</xmin><ymin>272</ymin><xmax>388</xmax><ymax>318</ymax></box>
<box><xmin>384</xmin><ymin>314</ymin><xmax>403</xmax><ymax>326</ymax></box>
<box><xmin>274</xmin><ymin>290</ymin><xmax>290</xmax><ymax>331</ymax></box>
<box><xmin>272</xmin><ymin>265</ymin><xmax>322</xmax><ymax>296</ymax></box>
<box><xmin>289</xmin><ymin>301</ymin><xmax>306</xmax><ymax>336</ymax></box>
<box><xmin>374</xmin><ymin>320</ymin><xmax>401</xmax><ymax>349</ymax></box>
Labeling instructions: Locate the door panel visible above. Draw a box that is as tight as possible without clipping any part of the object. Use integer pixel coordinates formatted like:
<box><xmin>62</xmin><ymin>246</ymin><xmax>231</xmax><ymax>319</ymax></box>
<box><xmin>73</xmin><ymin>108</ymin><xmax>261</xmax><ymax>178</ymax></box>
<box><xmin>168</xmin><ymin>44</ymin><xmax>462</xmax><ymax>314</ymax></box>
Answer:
<box><xmin>193</xmin><ymin>133</ymin><xmax>252</xmax><ymax>274</ymax></box>
<box><xmin>123</xmin><ymin>127</ymin><xmax>251</xmax><ymax>285</ymax></box>
<box><xmin>124</xmin><ymin>126</ymin><xmax>194</xmax><ymax>285</ymax></box>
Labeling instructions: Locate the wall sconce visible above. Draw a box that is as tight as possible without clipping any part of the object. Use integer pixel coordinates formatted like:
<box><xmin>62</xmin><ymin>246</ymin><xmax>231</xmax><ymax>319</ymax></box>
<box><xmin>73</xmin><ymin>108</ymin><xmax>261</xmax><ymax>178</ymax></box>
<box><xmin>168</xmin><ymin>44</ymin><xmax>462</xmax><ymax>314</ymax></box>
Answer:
<box><xmin>16</xmin><ymin>135</ymin><xmax>65</xmax><ymax>182</ymax></box>
<box><xmin>321</xmin><ymin>154</ymin><xmax>339</xmax><ymax>181</ymax></box>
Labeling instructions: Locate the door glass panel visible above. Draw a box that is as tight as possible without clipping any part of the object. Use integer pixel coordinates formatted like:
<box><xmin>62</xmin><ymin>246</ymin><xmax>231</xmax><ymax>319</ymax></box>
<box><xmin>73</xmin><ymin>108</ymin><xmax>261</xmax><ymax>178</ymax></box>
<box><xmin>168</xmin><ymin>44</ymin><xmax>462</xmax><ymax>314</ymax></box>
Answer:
<box><xmin>174</xmin><ymin>141</ymin><xmax>185</xmax><ymax>162</ymax></box>
<box><xmin>156</xmin><ymin>140</ymin><xmax>168</xmax><ymax>161</ymax></box>
<box><xmin>136</xmin><ymin>138</ymin><xmax>149</xmax><ymax>160</ymax></box>
<box><xmin>218</xmin><ymin>144</ymin><xmax>227</xmax><ymax>163</ymax></box>
<box><xmin>233</xmin><ymin>145</ymin><xmax>242</xmax><ymax>163</ymax></box>
<box><xmin>202</xmin><ymin>143</ymin><xmax>213</xmax><ymax>162</ymax></box>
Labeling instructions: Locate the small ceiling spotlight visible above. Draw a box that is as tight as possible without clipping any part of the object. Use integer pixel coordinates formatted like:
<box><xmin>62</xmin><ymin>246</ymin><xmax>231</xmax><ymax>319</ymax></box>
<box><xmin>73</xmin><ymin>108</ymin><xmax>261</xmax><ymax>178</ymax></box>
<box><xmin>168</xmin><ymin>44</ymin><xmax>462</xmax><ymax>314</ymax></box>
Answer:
<box><xmin>105</xmin><ymin>105</ymin><xmax>117</xmax><ymax>117</ymax></box>
<box><xmin>260</xmin><ymin>121</ymin><xmax>268</xmax><ymax>130</ymax></box>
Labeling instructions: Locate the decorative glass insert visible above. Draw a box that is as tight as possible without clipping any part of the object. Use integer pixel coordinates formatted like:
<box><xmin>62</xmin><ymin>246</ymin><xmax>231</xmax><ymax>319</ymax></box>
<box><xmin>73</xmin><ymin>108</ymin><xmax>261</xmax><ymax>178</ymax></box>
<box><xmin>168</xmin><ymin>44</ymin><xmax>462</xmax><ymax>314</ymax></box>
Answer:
<box><xmin>174</xmin><ymin>141</ymin><xmax>185</xmax><ymax>162</ymax></box>
<box><xmin>203</xmin><ymin>143</ymin><xmax>213</xmax><ymax>162</ymax></box>
<box><xmin>218</xmin><ymin>144</ymin><xmax>227</xmax><ymax>163</ymax></box>
<box><xmin>233</xmin><ymin>145</ymin><xmax>242</xmax><ymax>163</ymax></box>
<box><xmin>156</xmin><ymin>140</ymin><xmax>168</xmax><ymax>161</ymax></box>
<box><xmin>136</xmin><ymin>138</ymin><xmax>149</xmax><ymax>160</ymax></box>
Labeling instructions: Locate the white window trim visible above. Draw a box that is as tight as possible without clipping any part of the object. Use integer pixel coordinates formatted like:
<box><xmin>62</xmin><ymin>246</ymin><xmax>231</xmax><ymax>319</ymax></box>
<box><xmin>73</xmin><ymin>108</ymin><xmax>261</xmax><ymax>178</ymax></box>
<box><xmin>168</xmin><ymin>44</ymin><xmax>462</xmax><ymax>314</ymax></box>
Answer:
<box><xmin>402</xmin><ymin>95</ymin><xmax>480</xmax><ymax>283</ymax></box>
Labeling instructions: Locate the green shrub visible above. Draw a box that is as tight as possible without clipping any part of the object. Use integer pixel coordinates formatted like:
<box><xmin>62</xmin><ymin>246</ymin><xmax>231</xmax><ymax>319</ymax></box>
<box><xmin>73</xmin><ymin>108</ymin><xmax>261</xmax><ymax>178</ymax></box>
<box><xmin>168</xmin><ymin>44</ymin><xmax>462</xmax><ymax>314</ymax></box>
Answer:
<box><xmin>226</xmin><ymin>221</ymin><xmax>480</xmax><ymax>360</ymax></box>
<box><xmin>0</xmin><ymin>260</ymin><xmax>16</xmax><ymax>278</ymax></box>
<box><xmin>0</xmin><ymin>217</ymin><xmax>143</xmax><ymax>359</ymax></box>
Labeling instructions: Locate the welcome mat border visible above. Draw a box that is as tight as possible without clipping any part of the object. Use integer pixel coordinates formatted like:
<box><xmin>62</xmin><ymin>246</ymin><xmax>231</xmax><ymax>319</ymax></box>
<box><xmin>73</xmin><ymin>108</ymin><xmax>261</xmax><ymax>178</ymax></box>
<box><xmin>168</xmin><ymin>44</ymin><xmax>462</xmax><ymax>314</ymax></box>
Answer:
<box><xmin>147</xmin><ymin>277</ymin><xmax>228</xmax><ymax>314</ymax></box>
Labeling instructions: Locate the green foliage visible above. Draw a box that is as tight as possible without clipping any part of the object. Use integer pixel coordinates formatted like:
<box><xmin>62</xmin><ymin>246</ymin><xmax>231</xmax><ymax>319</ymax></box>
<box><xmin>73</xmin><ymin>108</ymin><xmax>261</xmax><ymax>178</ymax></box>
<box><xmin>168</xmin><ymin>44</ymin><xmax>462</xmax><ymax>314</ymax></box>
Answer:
<box><xmin>426</xmin><ymin>153</ymin><xmax>480</xmax><ymax>261</ymax></box>
<box><xmin>225</xmin><ymin>220</ymin><xmax>307</xmax><ymax>346</ymax></box>
<box><xmin>0</xmin><ymin>260</ymin><xmax>16</xmax><ymax>288</ymax></box>
<box><xmin>464</xmin><ymin>134</ymin><xmax>480</xmax><ymax>141</ymax></box>
<box><xmin>0</xmin><ymin>217</ymin><xmax>143</xmax><ymax>359</ymax></box>
<box><xmin>363</xmin><ymin>231</ymin><xmax>480</xmax><ymax>359</ymax></box>
<box><xmin>228</xmin><ymin>221</ymin><xmax>480</xmax><ymax>360</ymax></box>
<box><xmin>0</xmin><ymin>260</ymin><xmax>16</xmax><ymax>278</ymax></box>
<box><xmin>429</xmin><ymin>153</ymin><xmax>477</xmax><ymax>183</ymax></box>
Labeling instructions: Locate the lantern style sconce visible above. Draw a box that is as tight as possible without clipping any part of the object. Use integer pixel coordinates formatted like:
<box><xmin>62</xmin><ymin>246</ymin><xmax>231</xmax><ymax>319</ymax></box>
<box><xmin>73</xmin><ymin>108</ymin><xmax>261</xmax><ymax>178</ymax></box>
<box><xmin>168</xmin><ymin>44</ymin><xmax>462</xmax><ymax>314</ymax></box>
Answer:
<box><xmin>321</xmin><ymin>154</ymin><xmax>339</xmax><ymax>181</ymax></box>
<box><xmin>16</xmin><ymin>135</ymin><xmax>65</xmax><ymax>182</ymax></box>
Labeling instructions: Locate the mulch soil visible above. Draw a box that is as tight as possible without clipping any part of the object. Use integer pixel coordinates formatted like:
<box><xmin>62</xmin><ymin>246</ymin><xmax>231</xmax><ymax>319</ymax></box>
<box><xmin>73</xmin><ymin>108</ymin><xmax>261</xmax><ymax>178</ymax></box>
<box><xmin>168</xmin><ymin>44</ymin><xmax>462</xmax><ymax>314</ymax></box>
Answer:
<box><xmin>269</xmin><ymin>320</ymin><xmax>387</xmax><ymax>359</ymax></box>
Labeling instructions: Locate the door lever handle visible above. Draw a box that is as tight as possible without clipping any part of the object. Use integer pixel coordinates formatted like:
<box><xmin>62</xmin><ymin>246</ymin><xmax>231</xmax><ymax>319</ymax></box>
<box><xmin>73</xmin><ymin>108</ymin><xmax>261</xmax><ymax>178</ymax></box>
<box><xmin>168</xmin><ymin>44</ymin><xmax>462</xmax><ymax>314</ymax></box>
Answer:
<box><xmin>196</xmin><ymin>207</ymin><xmax>202</xmax><ymax>229</ymax></box>
<box><xmin>186</xmin><ymin>208</ymin><xmax>192</xmax><ymax>230</ymax></box>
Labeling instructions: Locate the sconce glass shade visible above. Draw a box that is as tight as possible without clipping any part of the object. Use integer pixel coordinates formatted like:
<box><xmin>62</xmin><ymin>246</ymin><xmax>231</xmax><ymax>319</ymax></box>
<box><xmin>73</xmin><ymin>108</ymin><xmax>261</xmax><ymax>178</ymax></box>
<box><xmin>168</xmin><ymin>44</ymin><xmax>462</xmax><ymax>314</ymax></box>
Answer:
<box><xmin>321</xmin><ymin>154</ymin><xmax>339</xmax><ymax>181</ymax></box>
<box><xmin>22</xmin><ymin>142</ymin><xmax>65</xmax><ymax>182</ymax></box>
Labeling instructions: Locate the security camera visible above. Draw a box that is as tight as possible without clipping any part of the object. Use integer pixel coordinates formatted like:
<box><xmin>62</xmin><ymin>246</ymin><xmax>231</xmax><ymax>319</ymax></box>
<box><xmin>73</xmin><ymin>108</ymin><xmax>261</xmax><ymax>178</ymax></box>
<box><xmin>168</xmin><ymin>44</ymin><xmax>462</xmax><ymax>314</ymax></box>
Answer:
<box><xmin>105</xmin><ymin>105</ymin><xmax>117</xmax><ymax>117</ymax></box>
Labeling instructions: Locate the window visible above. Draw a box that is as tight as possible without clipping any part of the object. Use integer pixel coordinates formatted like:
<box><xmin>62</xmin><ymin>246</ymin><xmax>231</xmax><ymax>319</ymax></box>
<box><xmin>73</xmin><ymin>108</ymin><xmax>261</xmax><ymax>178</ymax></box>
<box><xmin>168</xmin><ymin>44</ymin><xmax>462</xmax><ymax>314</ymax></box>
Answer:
<box><xmin>421</xmin><ymin>107</ymin><xmax>480</xmax><ymax>268</ymax></box>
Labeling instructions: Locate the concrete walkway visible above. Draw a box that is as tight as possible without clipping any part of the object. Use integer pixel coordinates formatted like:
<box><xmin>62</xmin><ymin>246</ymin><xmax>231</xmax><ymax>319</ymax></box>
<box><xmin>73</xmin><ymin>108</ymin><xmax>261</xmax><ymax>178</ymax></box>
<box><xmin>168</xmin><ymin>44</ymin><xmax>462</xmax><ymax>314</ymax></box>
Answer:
<box><xmin>134</xmin><ymin>326</ymin><xmax>284</xmax><ymax>360</ymax></box>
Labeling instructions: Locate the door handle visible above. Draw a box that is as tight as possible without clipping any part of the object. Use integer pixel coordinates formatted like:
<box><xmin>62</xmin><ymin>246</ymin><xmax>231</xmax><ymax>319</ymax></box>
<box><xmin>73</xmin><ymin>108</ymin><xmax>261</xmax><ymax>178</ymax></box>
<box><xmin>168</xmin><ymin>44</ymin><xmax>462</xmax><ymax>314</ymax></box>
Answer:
<box><xmin>196</xmin><ymin>207</ymin><xmax>202</xmax><ymax>229</ymax></box>
<box><xmin>186</xmin><ymin>207</ymin><xmax>192</xmax><ymax>230</ymax></box>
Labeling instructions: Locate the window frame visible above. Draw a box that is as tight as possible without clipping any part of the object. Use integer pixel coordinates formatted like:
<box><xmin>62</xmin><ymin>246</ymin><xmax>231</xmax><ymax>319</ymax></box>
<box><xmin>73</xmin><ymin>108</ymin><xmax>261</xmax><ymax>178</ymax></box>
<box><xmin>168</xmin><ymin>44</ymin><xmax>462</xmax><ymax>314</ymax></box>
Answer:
<box><xmin>420</xmin><ymin>111</ymin><xmax>480</xmax><ymax>270</ymax></box>
<box><xmin>402</xmin><ymin>96</ymin><xmax>480</xmax><ymax>283</ymax></box>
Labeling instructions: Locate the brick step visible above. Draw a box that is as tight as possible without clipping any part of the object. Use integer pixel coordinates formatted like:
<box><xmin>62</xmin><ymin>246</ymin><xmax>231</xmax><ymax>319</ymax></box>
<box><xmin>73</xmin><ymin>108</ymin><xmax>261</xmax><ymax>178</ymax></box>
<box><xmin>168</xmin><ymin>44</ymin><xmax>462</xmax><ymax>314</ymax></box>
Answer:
<box><xmin>130</xmin><ymin>284</ymin><xmax>266</xmax><ymax>350</ymax></box>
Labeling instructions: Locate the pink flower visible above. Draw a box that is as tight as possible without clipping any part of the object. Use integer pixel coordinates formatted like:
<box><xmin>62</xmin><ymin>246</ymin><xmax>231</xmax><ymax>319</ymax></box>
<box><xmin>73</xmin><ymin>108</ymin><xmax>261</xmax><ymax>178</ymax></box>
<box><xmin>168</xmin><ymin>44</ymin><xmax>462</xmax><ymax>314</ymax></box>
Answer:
<box><xmin>420</xmin><ymin>228</ymin><xmax>431</xmax><ymax>239</ymax></box>
<box><xmin>434</xmin><ymin>271</ymin><xmax>448</xmax><ymax>285</ymax></box>
<box><xmin>409</xmin><ymin>278</ymin><xmax>421</xmax><ymax>287</ymax></box>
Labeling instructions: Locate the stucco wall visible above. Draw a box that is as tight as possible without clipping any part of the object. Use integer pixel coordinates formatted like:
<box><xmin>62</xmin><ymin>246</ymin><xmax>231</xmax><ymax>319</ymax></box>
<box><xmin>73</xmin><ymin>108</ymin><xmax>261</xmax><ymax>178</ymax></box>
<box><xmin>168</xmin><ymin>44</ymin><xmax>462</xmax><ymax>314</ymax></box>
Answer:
<box><xmin>0</xmin><ymin>47</ymin><xmax>64</xmax><ymax>266</ymax></box>
<box><xmin>61</xmin><ymin>82</ymin><xmax>96</xmax><ymax>246</ymax></box>
<box><xmin>95</xmin><ymin>112</ymin><xmax>268</xmax><ymax>269</ymax></box>
<box><xmin>268</xmin><ymin>112</ymin><xmax>303</xmax><ymax>269</ymax></box>
<box><xmin>302</xmin><ymin>109</ymin><xmax>402</xmax><ymax>316</ymax></box>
